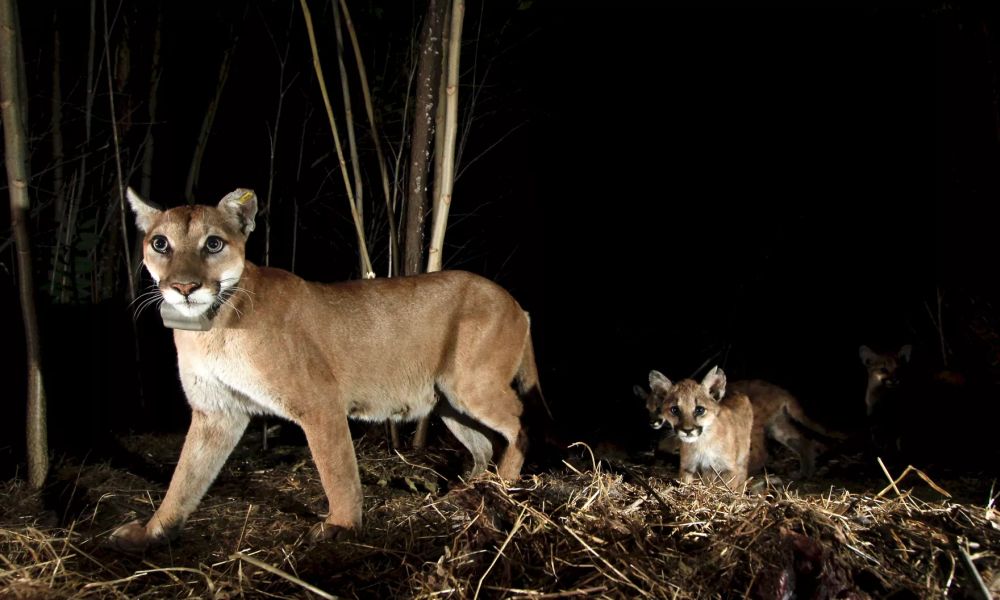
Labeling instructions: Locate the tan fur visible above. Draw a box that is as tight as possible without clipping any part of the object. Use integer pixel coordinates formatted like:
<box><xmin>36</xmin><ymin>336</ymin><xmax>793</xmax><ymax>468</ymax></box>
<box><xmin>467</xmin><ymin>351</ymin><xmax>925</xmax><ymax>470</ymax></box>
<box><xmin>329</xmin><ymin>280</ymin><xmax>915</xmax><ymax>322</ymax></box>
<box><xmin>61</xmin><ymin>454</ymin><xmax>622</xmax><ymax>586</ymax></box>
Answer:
<box><xmin>727</xmin><ymin>380</ymin><xmax>838</xmax><ymax>478</ymax></box>
<box><xmin>646</xmin><ymin>367</ymin><xmax>751</xmax><ymax>489</ymax></box>
<box><xmin>111</xmin><ymin>188</ymin><xmax>541</xmax><ymax>552</ymax></box>
<box><xmin>642</xmin><ymin>378</ymin><xmax>839</xmax><ymax>478</ymax></box>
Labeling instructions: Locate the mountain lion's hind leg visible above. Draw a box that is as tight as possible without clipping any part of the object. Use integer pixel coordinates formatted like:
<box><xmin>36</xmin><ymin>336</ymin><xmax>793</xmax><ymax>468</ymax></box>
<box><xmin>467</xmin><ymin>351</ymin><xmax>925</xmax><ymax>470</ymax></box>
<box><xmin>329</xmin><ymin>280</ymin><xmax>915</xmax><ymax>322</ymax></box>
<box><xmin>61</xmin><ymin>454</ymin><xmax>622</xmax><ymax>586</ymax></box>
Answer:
<box><xmin>458</xmin><ymin>383</ymin><xmax>525</xmax><ymax>481</ymax></box>
<box><xmin>439</xmin><ymin>412</ymin><xmax>493</xmax><ymax>478</ymax></box>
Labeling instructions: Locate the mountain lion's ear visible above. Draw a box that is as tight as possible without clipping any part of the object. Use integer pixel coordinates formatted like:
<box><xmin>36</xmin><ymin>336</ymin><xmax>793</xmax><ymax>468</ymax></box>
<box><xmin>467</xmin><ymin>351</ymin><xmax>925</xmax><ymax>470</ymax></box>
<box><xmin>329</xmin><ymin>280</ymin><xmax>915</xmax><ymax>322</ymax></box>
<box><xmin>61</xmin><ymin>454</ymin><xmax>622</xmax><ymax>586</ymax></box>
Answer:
<box><xmin>218</xmin><ymin>189</ymin><xmax>257</xmax><ymax>237</ymax></box>
<box><xmin>859</xmin><ymin>345</ymin><xmax>877</xmax><ymax>367</ymax></box>
<box><xmin>126</xmin><ymin>187</ymin><xmax>163</xmax><ymax>234</ymax></box>
<box><xmin>701</xmin><ymin>366</ymin><xmax>727</xmax><ymax>402</ymax></box>
<box><xmin>633</xmin><ymin>384</ymin><xmax>649</xmax><ymax>401</ymax></box>
<box><xmin>649</xmin><ymin>370</ymin><xmax>673</xmax><ymax>393</ymax></box>
<box><xmin>898</xmin><ymin>344</ymin><xmax>912</xmax><ymax>363</ymax></box>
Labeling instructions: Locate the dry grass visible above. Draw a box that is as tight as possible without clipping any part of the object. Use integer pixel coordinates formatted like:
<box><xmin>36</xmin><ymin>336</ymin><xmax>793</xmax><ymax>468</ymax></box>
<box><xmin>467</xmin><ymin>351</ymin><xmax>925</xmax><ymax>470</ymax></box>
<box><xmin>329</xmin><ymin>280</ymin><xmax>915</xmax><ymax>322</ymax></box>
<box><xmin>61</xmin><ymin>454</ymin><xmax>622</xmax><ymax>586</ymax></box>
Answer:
<box><xmin>2</xmin><ymin>433</ymin><xmax>999</xmax><ymax>599</ymax></box>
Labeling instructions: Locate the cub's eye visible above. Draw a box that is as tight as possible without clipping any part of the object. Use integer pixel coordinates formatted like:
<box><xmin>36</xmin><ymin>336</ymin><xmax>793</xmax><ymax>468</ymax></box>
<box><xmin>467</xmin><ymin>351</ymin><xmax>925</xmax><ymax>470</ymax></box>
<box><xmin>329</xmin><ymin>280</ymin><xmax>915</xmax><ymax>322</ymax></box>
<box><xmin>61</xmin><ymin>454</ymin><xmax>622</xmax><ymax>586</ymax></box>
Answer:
<box><xmin>150</xmin><ymin>235</ymin><xmax>169</xmax><ymax>254</ymax></box>
<box><xmin>669</xmin><ymin>406</ymin><xmax>680</xmax><ymax>415</ymax></box>
<box><xmin>694</xmin><ymin>406</ymin><xmax>706</xmax><ymax>417</ymax></box>
<box><xmin>205</xmin><ymin>236</ymin><xmax>226</xmax><ymax>254</ymax></box>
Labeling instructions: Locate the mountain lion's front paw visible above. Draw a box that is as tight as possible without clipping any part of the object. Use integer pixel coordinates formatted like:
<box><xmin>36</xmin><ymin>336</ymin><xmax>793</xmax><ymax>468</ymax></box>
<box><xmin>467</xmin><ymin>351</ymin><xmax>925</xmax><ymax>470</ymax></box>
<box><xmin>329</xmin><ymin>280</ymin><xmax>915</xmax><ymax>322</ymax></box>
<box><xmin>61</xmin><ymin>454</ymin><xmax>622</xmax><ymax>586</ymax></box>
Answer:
<box><xmin>109</xmin><ymin>520</ymin><xmax>159</xmax><ymax>553</ymax></box>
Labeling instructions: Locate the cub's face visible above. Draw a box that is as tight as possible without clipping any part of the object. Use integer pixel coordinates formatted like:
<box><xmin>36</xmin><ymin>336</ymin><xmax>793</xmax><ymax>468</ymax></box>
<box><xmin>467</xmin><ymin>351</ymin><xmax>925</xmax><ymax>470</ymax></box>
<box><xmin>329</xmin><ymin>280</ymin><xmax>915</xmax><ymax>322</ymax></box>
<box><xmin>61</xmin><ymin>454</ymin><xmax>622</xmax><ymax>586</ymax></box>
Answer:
<box><xmin>859</xmin><ymin>344</ymin><xmax>911</xmax><ymax>414</ymax></box>
<box><xmin>646</xmin><ymin>368</ymin><xmax>727</xmax><ymax>443</ymax></box>
<box><xmin>128</xmin><ymin>188</ymin><xmax>257</xmax><ymax>318</ymax></box>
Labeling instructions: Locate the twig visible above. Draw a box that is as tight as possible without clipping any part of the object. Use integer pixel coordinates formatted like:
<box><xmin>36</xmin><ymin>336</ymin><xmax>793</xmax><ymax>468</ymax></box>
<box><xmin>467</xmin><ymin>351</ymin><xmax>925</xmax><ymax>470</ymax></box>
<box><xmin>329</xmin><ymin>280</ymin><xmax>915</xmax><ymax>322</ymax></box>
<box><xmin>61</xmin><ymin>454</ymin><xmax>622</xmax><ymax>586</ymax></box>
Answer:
<box><xmin>955</xmin><ymin>538</ymin><xmax>993</xmax><ymax>600</ymax></box>
<box><xmin>473</xmin><ymin>506</ymin><xmax>527</xmax><ymax>600</ymax></box>
<box><xmin>235</xmin><ymin>503</ymin><xmax>254</xmax><ymax>553</ymax></box>
<box><xmin>231</xmin><ymin>551</ymin><xmax>339</xmax><ymax>599</ymax></box>
<box><xmin>875</xmin><ymin>457</ymin><xmax>903</xmax><ymax>498</ymax></box>
<box><xmin>876</xmin><ymin>461</ymin><xmax>952</xmax><ymax>499</ymax></box>
<box><xmin>612</xmin><ymin>462</ymin><xmax>670</xmax><ymax>512</ymax></box>
<box><xmin>393</xmin><ymin>449</ymin><xmax>446</xmax><ymax>482</ymax></box>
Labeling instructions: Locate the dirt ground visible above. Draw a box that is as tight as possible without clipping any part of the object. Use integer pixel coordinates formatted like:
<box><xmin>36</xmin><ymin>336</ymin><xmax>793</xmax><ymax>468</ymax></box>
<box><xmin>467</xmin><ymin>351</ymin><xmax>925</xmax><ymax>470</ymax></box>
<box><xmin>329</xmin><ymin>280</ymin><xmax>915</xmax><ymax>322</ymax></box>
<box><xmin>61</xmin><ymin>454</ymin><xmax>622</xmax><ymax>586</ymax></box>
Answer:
<box><xmin>2</xmin><ymin>425</ymin><xmax>999</xmax><ymax>599</ymax></box>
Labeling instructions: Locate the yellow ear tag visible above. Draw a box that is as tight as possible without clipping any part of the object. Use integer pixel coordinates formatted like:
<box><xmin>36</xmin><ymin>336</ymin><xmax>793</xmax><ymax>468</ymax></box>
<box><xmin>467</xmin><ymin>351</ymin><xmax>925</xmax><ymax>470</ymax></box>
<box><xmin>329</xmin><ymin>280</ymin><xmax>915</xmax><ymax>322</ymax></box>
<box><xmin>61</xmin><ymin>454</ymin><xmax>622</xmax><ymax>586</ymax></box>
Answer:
<box><xmin>238</xmin><ymin>191</ymin><xmax>254</xmax><ymax>205</ymax></box>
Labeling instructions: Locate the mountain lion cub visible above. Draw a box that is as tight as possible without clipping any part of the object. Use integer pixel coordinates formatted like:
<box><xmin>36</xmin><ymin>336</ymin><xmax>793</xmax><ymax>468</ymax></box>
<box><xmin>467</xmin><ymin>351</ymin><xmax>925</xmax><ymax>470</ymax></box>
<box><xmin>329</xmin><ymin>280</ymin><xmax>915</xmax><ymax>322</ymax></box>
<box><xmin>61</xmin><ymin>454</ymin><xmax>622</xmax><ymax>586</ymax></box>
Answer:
<box><xmin>641</xmin><ymin>377</ymin><xmax>837</xmax><ymax>478</ymax></box>
<box><xmin>646</xmin><ymin>367</ymin><xmax>752</xmax><ymax>489</ymax></box>
<box><xmin>112</xmin><ymin>188</ymin><xmax>541</xmax><ymax>552</ymax></box>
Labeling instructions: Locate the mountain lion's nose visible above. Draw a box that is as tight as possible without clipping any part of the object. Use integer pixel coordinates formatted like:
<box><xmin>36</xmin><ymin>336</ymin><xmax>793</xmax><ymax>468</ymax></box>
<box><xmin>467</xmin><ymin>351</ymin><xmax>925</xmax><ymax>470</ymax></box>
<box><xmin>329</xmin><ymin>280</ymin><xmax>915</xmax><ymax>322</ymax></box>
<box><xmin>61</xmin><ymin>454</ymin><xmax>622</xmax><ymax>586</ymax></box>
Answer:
<box><xmin>171</xmin><ymin>282</ymin><xmax>202</xmax><ymax>297</ymax></box>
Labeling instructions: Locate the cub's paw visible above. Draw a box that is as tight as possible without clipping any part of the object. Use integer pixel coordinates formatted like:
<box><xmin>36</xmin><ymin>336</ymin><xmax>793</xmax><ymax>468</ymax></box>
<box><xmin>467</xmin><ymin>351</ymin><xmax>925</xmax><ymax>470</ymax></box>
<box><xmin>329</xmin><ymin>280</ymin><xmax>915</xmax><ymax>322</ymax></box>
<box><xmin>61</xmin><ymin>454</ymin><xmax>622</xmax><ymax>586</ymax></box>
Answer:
<box><xmin>108</xmin><ymin>520</ymin><xmax>159</xmax><ymax>554</ymax></box>
<box><xmin>307</xmin><ymin>521</ymin><xmax>351</xmax><ymax>543</ymax></box>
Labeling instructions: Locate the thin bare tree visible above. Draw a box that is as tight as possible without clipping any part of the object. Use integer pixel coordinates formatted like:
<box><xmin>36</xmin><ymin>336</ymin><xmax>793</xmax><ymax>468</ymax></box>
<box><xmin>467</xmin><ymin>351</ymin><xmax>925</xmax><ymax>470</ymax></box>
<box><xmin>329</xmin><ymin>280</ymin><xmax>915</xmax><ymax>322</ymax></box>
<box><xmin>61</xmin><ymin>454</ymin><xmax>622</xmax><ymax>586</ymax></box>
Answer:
<box><xmin>263</xmin><ymin>5</ymin><xmax>298</xmax><ymax>268</ymax></box>
<box><xmin>50</xmin><ymin>8</ymin><xmax>65</xmax><ymax>221</ymax></box>
<box><xmin>1</xmin><ymin>0</ymin><xmax>49</xmax><ymax>489</ymax></box>
<box><xmin>332</xmin><ymin>0</ymin><xmax>364</xmax><ymax>239</ymax></box>
<box><xmin>185</xmin><ymin>23</ymin><xmax>239</xmax><ymax>203</ymax></box>
<box><xmin>140</xmin><ymin>5</ymin><xmax>162</xmax><ymax>200</ymax></box>
<box><xmin>103</xmin><ymin>0</ymin><xmax>135</xmax><ymax>301</ymax></box>
<box><xmin>48</xmin><ymin>9</ymin><xmax>66</xmax><ymax>298</ymax></box>
<box><xmin>299</xmin><ymin>0</ymin><xmax>374</xmax><ymax>278</ymax></box>
<box><xmin>339</xmin><ymin>0</ymin><xmax>398</xmax><ymax>277</ymax></box>
<box><xmin>425</xmin><ymin>0</ymin><xmax>464</xmax><ymax>274</ymax></box>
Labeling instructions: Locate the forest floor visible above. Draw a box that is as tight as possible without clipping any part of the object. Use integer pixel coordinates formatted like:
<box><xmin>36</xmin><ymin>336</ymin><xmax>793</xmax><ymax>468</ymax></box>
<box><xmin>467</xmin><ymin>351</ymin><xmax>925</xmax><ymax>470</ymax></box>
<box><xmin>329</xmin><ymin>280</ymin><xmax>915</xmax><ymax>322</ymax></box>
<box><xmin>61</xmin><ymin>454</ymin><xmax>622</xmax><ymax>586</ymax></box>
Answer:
<box><xmin>2</xmin><ymin>426</ymin><xmax>999</xmax><ymax>599</ymax></box>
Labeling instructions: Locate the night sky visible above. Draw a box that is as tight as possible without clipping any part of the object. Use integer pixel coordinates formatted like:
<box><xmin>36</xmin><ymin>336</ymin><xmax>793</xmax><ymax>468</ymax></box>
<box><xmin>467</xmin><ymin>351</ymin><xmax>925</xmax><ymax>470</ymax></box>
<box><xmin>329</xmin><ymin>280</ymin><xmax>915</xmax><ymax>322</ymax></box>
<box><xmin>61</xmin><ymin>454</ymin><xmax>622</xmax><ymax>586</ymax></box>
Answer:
<box><xmin>2</xmin><ymin>2</ymin><xmax>995</xmax><ymax>468</ymax></box>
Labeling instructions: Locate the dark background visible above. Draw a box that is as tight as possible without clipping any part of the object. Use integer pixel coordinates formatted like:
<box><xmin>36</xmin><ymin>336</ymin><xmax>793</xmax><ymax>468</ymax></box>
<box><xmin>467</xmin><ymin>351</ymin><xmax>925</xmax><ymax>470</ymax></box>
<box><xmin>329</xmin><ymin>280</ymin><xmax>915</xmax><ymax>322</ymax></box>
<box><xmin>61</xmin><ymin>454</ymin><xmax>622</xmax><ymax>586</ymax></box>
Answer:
<box><xmin>2</xmin><ymin>2</ymin><xmax>998</xmax><ymax>474</ymax></box>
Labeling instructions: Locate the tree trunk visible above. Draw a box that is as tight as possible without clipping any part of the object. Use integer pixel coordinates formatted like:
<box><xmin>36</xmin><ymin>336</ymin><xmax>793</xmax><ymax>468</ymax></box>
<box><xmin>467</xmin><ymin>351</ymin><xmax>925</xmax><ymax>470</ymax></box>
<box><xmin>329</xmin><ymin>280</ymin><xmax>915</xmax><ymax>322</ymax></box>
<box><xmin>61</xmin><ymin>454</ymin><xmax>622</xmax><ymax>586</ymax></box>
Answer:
<box><xmin>404</xmin><ymin>0</ymin><xmax>447</xmax><ymax>278</ymax></box>
<box><xmin>1</xmin><ymin>0</ymin><xmax>49</xmax><ymax>489</ymax></box>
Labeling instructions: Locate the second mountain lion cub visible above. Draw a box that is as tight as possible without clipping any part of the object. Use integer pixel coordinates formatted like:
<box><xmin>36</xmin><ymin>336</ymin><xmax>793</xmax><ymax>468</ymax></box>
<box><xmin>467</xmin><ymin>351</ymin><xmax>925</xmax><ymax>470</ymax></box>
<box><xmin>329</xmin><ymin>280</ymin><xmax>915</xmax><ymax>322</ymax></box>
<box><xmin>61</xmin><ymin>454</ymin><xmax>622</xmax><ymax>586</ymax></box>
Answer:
<box><xmin>646</xmin><ymin>367</ymin><xmax>752</xmax><ymax>489</ymax></box>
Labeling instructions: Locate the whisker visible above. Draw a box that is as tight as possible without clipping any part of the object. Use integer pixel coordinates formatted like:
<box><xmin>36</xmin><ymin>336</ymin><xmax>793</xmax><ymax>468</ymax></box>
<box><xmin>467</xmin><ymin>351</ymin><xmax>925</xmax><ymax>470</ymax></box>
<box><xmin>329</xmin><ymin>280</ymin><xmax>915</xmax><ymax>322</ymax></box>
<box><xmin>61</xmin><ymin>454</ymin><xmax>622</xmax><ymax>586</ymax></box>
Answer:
<box><xmin>230</xmin><ymin>287</ymin><xmax>256</xmax><ymax>310</ymax></box>
<box><xmin>221</xmin><ymin>296</ymin><xmax>244</xmax><ymax>319</ymax></box>
<box><xmin>133</xmin><ymin>296</ymin><xmax>163</xmax><ymax>321</ymax></box>
<box><xmin>128</xmin><ymin>289</ymin><xmax>162</xmax><ymax>309</ymax></box>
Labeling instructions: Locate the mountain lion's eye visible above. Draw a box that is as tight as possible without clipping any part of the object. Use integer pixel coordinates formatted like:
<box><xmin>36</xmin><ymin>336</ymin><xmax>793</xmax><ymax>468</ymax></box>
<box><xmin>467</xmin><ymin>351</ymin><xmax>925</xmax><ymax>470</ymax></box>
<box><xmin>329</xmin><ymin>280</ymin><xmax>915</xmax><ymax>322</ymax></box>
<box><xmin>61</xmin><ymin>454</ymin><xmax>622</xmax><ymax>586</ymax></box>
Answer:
<box><xmin>151</xmin><ymin>235</ymin><xmax>169</xmax><ymax>254</ymax></box>
<box><xmin>205</xmin><ymin>236</ymin><xmax>226</xmax><ymax>254</ymax></box>
<box><xmin>669</xmin><ymin>406</ymin><xmax>679</xmax><ymax>415</ymax></box>
<box><xmin>694</xmin><ymin>406</ymin><xmax>706</xmax><ymax>417</ymax></box>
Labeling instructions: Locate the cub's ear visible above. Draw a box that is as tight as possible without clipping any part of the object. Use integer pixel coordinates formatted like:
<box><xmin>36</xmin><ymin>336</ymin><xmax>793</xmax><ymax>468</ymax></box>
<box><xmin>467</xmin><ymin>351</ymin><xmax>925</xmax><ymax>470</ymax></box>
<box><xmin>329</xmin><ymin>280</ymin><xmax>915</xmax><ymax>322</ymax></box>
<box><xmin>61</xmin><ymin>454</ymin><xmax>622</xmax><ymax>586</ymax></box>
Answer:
<box><xmin>859</xmin><ymin>345</ymin><xmax>877</xmax><ymax>367</ymax></box>
<box><xmin>126</xmin><ymin>187</ymin><xmax>163</xmax><ymax>234</ymax></box>
<box><xmin>702</xmin><ymin>366</ymin><xmax>727</xmax><ymax>402</ymax></box>
<box><xmin>633</xmin><ymin>384</ymin><xmax>649</xmax><ymax>401</ymax></box>
<box><xmin>648</xmin><ymin>370</ymin><xmax>673</xmax><ymax>393</ymax></box>
<box><xmin>218</xmin><ymin>189</ymin><xmax>258</xmax><ymax>237</ymax></box>
<box><xmin>898</xmin><ymin>344</ymin><xmax>912</xmax><ymax>363</ymax></box>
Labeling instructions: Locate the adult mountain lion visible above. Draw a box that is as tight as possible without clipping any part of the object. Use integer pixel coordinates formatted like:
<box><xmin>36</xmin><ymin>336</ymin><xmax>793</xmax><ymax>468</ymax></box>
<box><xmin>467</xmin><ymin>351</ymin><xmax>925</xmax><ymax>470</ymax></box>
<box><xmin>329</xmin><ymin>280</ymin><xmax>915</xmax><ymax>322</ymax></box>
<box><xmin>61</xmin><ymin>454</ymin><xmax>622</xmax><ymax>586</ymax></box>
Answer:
<box><xmin>645</xmin><ymin>367</ymin><xmax>752</xmax><ymax>489</ymax></box>
<box><xmin>112</xmin><ymin>188</ymin><xmax>542</xmax><ymax>552</ymax></box>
